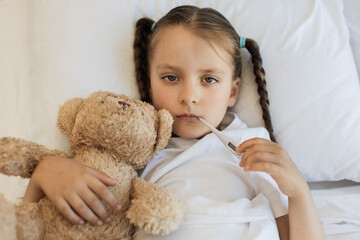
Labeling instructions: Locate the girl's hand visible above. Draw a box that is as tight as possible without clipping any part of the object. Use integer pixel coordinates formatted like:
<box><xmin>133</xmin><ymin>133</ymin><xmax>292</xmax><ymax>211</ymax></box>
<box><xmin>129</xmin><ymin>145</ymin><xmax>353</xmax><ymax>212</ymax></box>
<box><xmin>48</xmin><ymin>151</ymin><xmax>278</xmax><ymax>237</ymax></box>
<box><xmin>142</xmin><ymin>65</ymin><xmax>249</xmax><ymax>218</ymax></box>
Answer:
<box><xmin>26</xmin><ymin>156</ymin><xmax>121</xmax><ymax>226</ymax></box>
<box><xmin>236</xmin><ymin>137</ymin><xmax>308</xmax><ymax>199</ymax></box>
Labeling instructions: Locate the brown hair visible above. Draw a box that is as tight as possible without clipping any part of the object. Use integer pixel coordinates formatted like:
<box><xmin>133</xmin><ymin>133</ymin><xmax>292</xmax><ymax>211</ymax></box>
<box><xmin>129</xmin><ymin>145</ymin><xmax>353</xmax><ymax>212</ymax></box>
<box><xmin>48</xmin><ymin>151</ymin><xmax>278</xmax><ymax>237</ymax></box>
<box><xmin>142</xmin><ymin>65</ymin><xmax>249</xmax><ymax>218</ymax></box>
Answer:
<box><xmin>133</xmin><ymin>5</ymin><xmax>276</xmax><ymax>142</ymax></box>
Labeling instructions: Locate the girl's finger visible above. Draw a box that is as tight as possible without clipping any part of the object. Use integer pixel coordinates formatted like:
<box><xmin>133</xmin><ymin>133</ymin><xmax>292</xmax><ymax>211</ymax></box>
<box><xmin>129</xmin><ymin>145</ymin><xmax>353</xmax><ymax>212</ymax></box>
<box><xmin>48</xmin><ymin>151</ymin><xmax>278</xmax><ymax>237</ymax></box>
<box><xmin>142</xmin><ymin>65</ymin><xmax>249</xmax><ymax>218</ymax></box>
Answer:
<box><xmin>65</xmin><ymin>193</ymin><xmax>103</xmax><ymax>226</ymax></box>
<box><xmin>244</xmin><ymin>161</ymin><xmax>280</xmax><ymax>176</ymax></box>
<box><xmin>236</xmin><ymin>137</ymin><xmax>274</xmax><ymax>153</ymax></box>
<box><xmin>239</xmin><ymin>143</ymin><xmax>278</xmax><ymax>167</ymax></box>
<box><xmin>52</xmin><ymin>197</ymin><xmax>84</xmax><ymax>225</ymax></box>
<box><xmin>239</xmin><ymin>147</ymin><xmax>278</xmax><ymax>167</ymax></box>
<box><xmin>88</xmin><ymin>177</ymin><xmax>122</xmax><ymax>212</ymax></box>
<box><xmin>79</xmin><ymin>187</ymin><xmax>110</xmax><ymax>223</ymax></box>
<box><xmin>86</xmin><ymin>167</ymin><xmax>117</xmax><ymax>186</ymax></box>
<box><xmin>241</xmin><ymin>152</ymin><xmax>278</xmax><ymax>171</ymax></box>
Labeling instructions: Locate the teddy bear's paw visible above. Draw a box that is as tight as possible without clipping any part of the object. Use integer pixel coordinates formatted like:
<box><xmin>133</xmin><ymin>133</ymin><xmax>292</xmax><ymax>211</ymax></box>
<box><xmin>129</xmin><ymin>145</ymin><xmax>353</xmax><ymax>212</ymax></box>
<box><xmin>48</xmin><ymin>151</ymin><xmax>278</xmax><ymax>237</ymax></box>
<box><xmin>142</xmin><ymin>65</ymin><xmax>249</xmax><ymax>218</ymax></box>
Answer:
<box><xmin>0</xmin><ymin>137</ymin><xmax>29</xmax><ymax>177</ymax></box>
<box><xmin>15</xmin><ymin>200</ymin><xmax>44</xmax><ymax>240</ymax></box>
<box><xmin>126</xmin><ymin>193</ymin><xmax>184</xmax><ymax>235</ymax></box>
<box><xmin>0</xmin><ymin>137</ymin><xmax>64</xmax><ymax>178</ymax></box>
<box><xmin>0</xmin><ymin>194</ymin><xmax>16</xmax><ymax>240</ymax></box>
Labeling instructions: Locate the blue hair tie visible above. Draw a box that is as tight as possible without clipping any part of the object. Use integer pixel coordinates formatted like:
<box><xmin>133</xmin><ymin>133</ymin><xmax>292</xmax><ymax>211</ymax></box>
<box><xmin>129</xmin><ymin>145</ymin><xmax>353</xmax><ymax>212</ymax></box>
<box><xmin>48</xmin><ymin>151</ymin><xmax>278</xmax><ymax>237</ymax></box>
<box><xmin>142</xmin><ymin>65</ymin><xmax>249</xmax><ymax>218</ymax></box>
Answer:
<box><xmin>151</xmin><ymin>22</ymin><xmax>156</xmax><ymax>31</ymax></box>
<box><xmin>240</xmin><ymin>36</ymin><xmax>246</xmax><ymax>48</ymax></box>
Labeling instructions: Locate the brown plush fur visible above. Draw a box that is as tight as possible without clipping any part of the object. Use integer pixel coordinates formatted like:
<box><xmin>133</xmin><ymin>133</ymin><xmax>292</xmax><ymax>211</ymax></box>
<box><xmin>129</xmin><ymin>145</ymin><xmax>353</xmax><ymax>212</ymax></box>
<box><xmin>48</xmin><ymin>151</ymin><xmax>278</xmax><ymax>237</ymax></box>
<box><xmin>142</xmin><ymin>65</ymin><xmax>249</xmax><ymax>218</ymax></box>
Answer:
<box><xmin>0</xmin><ymin>91</ymin><xmax>184</xmax><ymax>240</ymax></box>
<box><xmin>0</xmin><ymin>194</ymin><xmax>16</xmax><ymax>240</ymax></box>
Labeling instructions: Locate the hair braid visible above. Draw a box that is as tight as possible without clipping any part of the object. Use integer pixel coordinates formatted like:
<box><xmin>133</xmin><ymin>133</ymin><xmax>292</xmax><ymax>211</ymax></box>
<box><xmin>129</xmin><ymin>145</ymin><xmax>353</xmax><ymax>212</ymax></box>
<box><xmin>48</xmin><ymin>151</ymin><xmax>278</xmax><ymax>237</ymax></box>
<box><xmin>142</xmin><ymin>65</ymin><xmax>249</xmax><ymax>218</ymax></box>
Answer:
<box><xmin>245</xmin><ymin>39</ymin><xmax>276</xmax><ymax>142</ymax></box>
<box><xmin>133</xmin><ymin>18</ymin><xmax>154</xmax><ymax>103</ymax></box>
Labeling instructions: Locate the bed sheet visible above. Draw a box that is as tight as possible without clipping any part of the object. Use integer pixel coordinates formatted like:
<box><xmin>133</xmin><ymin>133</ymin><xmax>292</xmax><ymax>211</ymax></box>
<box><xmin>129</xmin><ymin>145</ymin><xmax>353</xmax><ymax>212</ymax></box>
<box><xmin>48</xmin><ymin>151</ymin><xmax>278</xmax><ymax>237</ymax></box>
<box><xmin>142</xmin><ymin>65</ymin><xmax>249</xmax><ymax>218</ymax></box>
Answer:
<box><xmin>309</xmin><ymin>181</ymin><xmax>360</xmax><ymax>239</ymax></box>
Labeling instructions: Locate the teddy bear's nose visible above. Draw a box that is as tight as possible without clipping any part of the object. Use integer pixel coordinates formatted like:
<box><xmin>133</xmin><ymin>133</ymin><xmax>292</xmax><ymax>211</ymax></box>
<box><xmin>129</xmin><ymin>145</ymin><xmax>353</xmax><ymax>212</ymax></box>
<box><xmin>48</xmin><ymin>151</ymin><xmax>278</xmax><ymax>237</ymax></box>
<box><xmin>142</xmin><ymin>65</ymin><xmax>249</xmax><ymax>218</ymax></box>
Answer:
<box><xmin>118</xmin><ymin>101</ymin><xmax>130</xmax><ymax>108</ymax></box>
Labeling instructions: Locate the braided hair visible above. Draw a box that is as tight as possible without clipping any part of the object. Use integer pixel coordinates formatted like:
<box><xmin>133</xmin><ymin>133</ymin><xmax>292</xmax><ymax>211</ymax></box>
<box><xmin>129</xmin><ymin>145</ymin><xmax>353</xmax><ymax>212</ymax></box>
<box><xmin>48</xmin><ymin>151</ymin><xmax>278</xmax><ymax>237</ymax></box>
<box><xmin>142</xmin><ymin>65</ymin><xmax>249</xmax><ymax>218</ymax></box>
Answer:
<box><xmin>133</xmin><ymin>5</ymin><xmax>276</xmax><ymax>142</ymax></box>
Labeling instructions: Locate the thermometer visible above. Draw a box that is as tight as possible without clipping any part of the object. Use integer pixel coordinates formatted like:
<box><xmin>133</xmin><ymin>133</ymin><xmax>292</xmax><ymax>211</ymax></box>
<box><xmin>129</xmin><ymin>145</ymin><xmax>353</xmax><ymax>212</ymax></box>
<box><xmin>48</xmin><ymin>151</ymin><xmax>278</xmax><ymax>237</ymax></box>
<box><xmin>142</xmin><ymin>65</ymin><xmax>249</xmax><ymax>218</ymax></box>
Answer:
<box><xmin>198</xmin><ymin>117</ymin><xmax>243</xmax><ymax>161</ymax></box>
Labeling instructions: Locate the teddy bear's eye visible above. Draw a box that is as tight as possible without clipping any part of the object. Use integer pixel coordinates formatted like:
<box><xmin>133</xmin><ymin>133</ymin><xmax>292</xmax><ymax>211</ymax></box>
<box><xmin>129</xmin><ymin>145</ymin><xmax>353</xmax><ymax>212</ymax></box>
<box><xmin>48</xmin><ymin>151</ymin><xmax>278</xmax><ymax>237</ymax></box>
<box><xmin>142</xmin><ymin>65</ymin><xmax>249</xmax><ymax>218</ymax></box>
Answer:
<box><xmin>101</xmin><ymin>101</ymin><xmax>105</xmax><ymax>104</ymax></box>
<box><xmin>118</xmin><ymin>101</ymin><xmax>130</xmax><ymax>107</ymax></box>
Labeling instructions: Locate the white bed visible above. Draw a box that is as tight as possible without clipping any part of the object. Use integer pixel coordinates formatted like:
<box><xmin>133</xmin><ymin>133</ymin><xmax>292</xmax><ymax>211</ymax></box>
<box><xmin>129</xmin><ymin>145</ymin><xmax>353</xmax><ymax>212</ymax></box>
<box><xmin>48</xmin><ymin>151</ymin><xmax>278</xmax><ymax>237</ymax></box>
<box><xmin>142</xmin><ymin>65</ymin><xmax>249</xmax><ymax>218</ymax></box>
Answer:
<box><xmin>1</xmin><ymin>0</ymin><xmax>360</xmax><ymax>239</ymax></box>
<box><xmin>309</xmin><ymin>181</ymin><xmax>360</xmax><ymax>239</ymax></box>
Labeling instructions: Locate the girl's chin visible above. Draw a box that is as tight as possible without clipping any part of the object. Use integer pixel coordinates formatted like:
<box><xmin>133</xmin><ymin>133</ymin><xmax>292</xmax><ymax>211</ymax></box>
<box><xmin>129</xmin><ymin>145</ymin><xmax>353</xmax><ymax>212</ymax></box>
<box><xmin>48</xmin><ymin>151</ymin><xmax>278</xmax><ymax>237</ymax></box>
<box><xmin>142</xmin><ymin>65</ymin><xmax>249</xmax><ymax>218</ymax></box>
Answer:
<box><xmin>172</xmin><ymin>127</ymin><xmax>209</xmax><ymax>139</ymax></box>
<box><xmin>172</xmin><ymin>118</ymin><xmax>213</xmax><ymax>139</ymax></box>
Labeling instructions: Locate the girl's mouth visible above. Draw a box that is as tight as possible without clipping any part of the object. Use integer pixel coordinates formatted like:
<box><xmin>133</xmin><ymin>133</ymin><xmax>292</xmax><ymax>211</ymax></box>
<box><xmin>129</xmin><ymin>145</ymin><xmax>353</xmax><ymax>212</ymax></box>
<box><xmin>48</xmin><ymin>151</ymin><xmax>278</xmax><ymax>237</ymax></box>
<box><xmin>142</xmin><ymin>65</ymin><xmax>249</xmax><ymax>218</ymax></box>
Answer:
<box><xmin>176</xmin><ymin>114</ymin><xmax>199</xmax><ymax>121</ymax></box>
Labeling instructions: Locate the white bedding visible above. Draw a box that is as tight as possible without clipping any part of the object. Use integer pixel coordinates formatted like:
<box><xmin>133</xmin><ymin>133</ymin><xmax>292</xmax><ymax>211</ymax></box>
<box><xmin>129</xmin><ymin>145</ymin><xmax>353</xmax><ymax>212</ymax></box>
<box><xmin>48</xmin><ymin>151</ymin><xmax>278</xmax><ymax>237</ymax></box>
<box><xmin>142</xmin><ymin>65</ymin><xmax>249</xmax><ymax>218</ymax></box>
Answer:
<box><xmin>310</xmin><ymin>181</ymin><xmax>360</xmax><ymax>239</ymax></box>
<box><xmin>1</xmin><ymin>0</ymin><xmax>360</xmax><ymax>239</ymax></box>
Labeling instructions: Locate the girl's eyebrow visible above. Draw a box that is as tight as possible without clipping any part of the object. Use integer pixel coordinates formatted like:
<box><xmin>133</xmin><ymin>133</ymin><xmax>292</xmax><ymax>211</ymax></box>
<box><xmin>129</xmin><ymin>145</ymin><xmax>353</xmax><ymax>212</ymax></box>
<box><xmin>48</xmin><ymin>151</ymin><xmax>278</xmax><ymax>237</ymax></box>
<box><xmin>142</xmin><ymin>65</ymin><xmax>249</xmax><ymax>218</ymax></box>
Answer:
<box><xmin>157</xmin><ymin>64</ymin><xmax>225</xmax><ymax>75</ymax></box>
<box><xmin>156</xmin><ymin>64</ymin><xmax>181</xmax><ymax>71</ymax></box>
<box><xmin>199</xmin><ymin>68</ymin><xmax>225</xmax><ymax>75</ymax></box>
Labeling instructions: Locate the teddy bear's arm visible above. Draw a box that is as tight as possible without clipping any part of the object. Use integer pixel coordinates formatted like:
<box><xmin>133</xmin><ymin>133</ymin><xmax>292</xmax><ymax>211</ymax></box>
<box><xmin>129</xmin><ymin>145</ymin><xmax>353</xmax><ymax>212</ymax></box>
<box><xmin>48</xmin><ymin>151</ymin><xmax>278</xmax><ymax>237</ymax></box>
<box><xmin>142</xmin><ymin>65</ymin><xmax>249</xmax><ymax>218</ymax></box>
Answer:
<box><xmin>126</xmin><ymin>177</ymin><xmax>184</xmax><ymax>236</ymax></box>
<box><xmin>0</xmin><ymin>137</ymin><xmax>68</xmax><ymax>178</ymax></box>
<box><xmin>0</xmin><ymin>193</ymin><xmax>45</xmax><ymax>240</ymax></box>
<box><xmin>0</xmin><ymin>193</ymin><xmax>17</xmax><ymax>240</ymax></box>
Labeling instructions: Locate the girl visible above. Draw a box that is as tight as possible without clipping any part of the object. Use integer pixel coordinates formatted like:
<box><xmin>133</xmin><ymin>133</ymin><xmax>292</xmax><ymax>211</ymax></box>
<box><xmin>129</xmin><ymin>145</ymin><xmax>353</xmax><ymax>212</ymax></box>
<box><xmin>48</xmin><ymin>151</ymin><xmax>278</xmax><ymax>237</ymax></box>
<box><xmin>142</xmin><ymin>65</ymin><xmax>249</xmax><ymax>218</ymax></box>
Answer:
<box><xmin>24</xmin><ymin>5</ymin><xmax>325</xmax><ymax>240</ymax></box>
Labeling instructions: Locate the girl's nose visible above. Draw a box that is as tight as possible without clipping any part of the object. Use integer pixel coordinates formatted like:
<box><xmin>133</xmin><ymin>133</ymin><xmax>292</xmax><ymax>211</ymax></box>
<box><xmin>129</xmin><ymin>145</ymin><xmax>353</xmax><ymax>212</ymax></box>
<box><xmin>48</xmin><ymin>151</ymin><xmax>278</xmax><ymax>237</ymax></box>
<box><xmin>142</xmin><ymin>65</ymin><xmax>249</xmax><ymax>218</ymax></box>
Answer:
<box><xmin>179</xmin><ymin>82</ymin><xmax>199</xmax><ymax>105</ymax></box>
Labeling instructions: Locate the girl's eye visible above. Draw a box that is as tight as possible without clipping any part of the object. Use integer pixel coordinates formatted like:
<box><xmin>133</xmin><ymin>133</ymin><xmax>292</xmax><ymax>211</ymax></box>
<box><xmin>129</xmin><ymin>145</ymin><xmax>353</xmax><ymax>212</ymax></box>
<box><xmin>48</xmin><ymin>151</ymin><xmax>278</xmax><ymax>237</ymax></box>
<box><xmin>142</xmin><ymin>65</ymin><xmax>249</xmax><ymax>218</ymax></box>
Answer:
<box><xmin>163</xmin><ymin>75</ymin><xmax>178</xmax><ymax>82</ymax></box>
<box><xmin>203</xmin><ymin>77</ymin><xmax>218</xmax><ymax>84</ymax></box>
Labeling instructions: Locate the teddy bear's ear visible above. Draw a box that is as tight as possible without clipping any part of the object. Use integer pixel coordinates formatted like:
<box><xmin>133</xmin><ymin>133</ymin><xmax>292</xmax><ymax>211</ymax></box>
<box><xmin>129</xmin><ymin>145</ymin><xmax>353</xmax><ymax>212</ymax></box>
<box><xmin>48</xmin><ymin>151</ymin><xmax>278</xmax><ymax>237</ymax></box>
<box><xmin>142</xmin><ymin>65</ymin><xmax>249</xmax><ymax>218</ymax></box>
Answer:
<box><xmin>153</xmin><ymin>109</ymin><xmax>173</xmax><ymax>154</ymax></box>
<box><xmin>56</xmin><ymin>98</ymin><xmax>84</xmax><ymax>136</ymax></box>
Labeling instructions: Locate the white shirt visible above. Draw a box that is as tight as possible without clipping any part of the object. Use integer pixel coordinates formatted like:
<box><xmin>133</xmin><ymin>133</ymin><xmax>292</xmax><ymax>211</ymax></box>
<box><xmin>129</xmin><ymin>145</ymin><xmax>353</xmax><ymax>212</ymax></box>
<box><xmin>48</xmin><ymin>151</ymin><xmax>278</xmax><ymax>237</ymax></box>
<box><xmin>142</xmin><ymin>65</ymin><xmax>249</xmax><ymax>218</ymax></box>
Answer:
<box><xmin>134</xmin><ymin>113</ymin><xmax>288</xmax><ymax>240</ymax></box>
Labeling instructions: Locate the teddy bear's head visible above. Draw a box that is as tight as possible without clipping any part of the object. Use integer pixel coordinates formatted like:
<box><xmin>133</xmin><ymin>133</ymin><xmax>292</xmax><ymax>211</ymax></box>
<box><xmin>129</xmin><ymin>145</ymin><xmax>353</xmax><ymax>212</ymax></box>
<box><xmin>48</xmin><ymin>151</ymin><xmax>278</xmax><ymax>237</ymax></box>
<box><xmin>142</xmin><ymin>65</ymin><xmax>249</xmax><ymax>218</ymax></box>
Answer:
<box><xmin>56</xmin><ymin>91</ymin><xmax>173</xmax><ymax>169</ymax></box>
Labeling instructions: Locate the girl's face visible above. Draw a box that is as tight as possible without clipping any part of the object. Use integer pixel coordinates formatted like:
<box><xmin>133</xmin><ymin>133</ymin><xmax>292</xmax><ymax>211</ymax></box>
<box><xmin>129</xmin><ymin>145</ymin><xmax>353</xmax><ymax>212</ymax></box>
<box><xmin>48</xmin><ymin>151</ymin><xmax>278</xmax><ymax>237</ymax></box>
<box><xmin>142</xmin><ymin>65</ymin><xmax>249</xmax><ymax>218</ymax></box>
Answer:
<box><xmin>149</xmin><ymin>26</ymin><xmax>239</xmax><ymax>139</ymax></box>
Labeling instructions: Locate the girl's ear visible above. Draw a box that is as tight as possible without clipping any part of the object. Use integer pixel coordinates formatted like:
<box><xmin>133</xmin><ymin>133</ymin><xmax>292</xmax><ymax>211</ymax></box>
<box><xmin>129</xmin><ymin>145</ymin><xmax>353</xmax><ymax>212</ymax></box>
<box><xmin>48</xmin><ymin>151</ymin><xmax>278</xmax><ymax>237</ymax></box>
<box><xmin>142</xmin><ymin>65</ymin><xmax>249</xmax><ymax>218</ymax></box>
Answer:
<box><xmin>57</xmin><ymin>98</ymin><xmax>84</xmax><ymax>136</ymax></box>
<box><xmin>228</xmin><ymin>77</ymin><xmax>240</xmax><ymax>107</ymax></box>
<box><xmin>153</xmin><ymin>109</ymin><xmax>173</xmax><ymax>154</ymax></box>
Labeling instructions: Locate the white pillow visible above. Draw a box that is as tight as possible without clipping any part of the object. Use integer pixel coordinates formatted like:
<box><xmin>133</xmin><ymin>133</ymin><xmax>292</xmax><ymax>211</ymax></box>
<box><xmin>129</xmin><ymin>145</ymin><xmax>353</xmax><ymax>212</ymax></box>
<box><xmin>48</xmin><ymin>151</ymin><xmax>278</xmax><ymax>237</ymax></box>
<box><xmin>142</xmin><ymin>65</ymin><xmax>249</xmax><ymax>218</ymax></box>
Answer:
<box><xmin>343</xmin><ymin>0</ymin><xmax>360</xmax><ymax>80</ymax></box>
<box><xmin>0</xmin><ymin>0</ymin><xmax>32</xmax><ymax>202</ymax></box>
<box><xmin>228</xmin><ymin>0</ymin><xmax>360</xmax><ymax>181</ymax></box>
<box><xmin>0</xmin><ymin>0</ymin><xmax>360</xmax><ymax>203</ymax></box>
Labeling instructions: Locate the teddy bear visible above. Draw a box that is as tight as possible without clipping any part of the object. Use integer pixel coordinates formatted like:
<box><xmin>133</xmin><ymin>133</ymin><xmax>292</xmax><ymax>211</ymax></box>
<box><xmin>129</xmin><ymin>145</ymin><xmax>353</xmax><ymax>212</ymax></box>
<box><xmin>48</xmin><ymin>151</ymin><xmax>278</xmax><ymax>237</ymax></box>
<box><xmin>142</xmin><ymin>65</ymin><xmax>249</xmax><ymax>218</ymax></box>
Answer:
<box><xmin>0</xmin><ymin>91</ymin><xmax>184</xmax><ymax>240</ymax></box>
